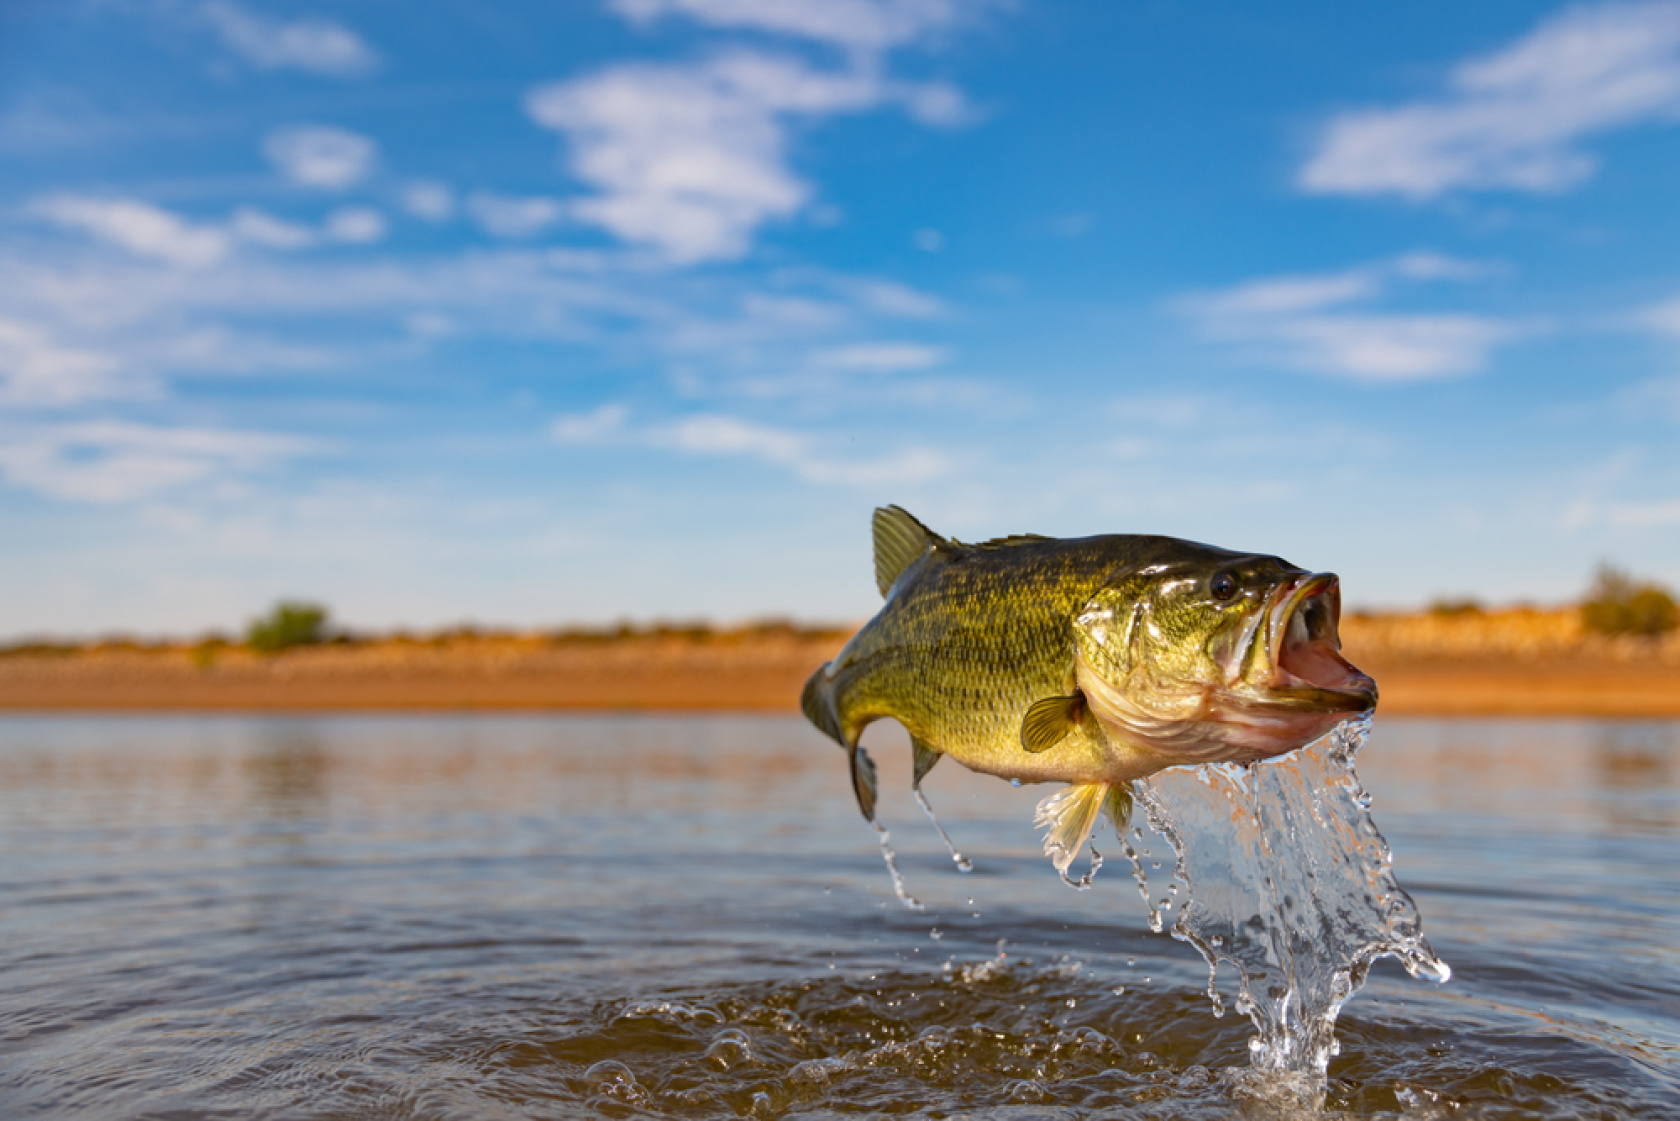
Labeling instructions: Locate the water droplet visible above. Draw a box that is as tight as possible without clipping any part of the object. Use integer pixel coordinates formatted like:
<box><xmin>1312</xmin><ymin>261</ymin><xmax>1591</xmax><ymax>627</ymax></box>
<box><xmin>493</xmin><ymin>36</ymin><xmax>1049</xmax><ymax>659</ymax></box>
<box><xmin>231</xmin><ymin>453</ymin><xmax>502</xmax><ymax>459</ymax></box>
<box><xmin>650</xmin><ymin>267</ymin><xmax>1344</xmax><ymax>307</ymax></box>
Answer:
<box><xmin>914</xmin><ymin>786</ymin><xmax>973</xmax><ymax>873</ymax></box>
<box><xmin>1058</xmin><ymin>842</ymin><xmax>1103</xmax><ymax>889</ymax></box>
<box><xmin>869</xmin><ymin>819</ymin><xmax>922</xmax><ymax>911</ymax></box>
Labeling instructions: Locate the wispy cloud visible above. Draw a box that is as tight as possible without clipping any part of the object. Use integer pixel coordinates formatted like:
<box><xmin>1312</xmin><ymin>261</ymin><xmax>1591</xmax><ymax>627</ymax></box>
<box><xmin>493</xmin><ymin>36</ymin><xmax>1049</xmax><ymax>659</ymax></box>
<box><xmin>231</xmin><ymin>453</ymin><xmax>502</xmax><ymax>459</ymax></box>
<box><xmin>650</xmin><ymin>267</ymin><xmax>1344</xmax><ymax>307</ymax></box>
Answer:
<box><xmin>1643</xmin><ymin>290</ymin><xmax>1680</xmax><ymax>335</ymax></box>
<box><xmin>203</xmin><ymin>1</ymin><xmax>379</xmax><ymax>77</ymax></box>
<box><xmin>324</xmin><ymin>207</ymin><xmax>387</xmax><ymax>244</ymax></box>
<box><xmin>0</xmin><ymin>421</ymin><xmax>312</xmax><ymax>503</ymax></box>
<box><xmin>1603</xmin><ymin>498</ymin><xmax>1680</xmax><ymax>526</ymax></box>
<box><xmin>264</xmin><ymin>125</ymin><xmax>377</xmax><ymax>190</ymax></box>
<box><xmin>0</xmin><ymin>225</ymin><xmax>956</xmax><ymax>439</ymax></box>
<box><xmin>526</xmin><ymin>50</ymin><xmax>967</xmax><ymax>263</ymax></box>
<box><xmin>230</xmin><ymin>206</ymin><xmax>316</xmax><ymax>249</ymax></box>
<box><xmin>810</xmin><ymin>342</ymin><xmax>946</xmax><ymax>370</ymax></box>
<box><xmin>610</xmin><ymin>0</ymin><xmax>965</xmax><ymax>53</ymax></box>
<box><xmin>0</xmin><ymin>321</ymin><xmax>129</xmax><ymax>406</ymax></box>
<box><xmin>34</xmin><ymin>195</ymin><xmax>388</xmax><ymax>263</ymax></box>
<box><xmin>467</xmin><ymin>193</ymin><xmax>566</xmax><ymax>239</ymax></box>
<box><xmin>31</xmin><ymin>195</ymin><xmax>231</xmax><ymax>268</ymax></box>
<box><xmin>1177</xmin><ymin>253</ymin><xmax>1522</xmax><ymax>380</ymax></box>
<box><xmin>552</xmin><ymin>405</ymin><xmax>948</xmax><ymax>484</ymax></box>
<box><xmin>403</xmin><ymin>181</ymin><xmax>455</xmax><ymax>222</ymax></box>
<box><xmin>1300</xmin><ymin>2</ymin><xmax>1680</xmax><ymax>199</ymax></box>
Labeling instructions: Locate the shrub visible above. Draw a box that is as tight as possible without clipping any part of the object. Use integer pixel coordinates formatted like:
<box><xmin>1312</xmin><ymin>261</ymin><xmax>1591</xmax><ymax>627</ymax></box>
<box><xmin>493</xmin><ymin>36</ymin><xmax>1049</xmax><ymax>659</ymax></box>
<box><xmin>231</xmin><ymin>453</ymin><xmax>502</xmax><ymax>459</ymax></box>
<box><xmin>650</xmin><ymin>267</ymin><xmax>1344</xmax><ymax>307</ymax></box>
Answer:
<box><xmin>246</xmin><ymin>601</ymin><xmax>330</xmax><ymax>653</ymax></box>
<box><xmin>1581</xmin><ymin>566</ymin><xmax>1679</xmax><ymax>637</ymax></box>
<box><xmin>1429</xmin><ymin>597</ymin><xmax>1483</xmax><ymax>617</ymax></box>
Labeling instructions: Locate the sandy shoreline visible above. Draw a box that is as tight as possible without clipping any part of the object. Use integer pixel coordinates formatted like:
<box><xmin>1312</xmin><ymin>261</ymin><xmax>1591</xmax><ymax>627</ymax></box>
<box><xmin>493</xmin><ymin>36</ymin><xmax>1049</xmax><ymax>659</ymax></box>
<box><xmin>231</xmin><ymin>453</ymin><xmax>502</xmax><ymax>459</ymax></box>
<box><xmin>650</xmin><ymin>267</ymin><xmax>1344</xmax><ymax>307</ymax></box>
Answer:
<box><xmin>2</xmin><ymin>610</ymin><xmax>1677</xmax><ymax>717</ymax></box>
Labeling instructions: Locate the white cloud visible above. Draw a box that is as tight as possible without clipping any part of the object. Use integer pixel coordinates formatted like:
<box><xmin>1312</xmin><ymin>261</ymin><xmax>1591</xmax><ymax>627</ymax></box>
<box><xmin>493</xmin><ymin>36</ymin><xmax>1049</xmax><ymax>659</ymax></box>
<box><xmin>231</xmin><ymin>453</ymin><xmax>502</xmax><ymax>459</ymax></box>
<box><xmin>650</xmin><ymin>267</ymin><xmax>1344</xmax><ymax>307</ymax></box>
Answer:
<box><xmin>551</xmin><ymin>404</ymin><xmax>629</xmax><ymax>441</ymax></box>
<box><xmin>0</xmin><ymin>228</ymin><xmax>959</xmax><ymax>452</ymax></box>
<box><xmin>609</xmin><ymin>0</ymin><xmax>963</xmax><ymax>52</ymax></box>
<box><xmin>1187</xmin><ymin>271</ymin><xmax>1378</xmax><ymax>318</ymax></box>
<box><xmin>1179</xmin><ymin>253</ymin><xmax>1521</xmax><ymax>381</ymax></box>
<box><xmin>1301</xmin><ymin>2</ymin><xmax>1680</xmax><ymax>199</ymax></box>
<box><xmin>264</xmin><ymin>125</ymin><xmax>377</xmax><ymax>190</ymax></box>
<box><xmin>810</xmin><ymin>342</ymin><xmax>946</xmax><ymax>370</ymax></box>
<box><xmin>31</xmin><ymin>195</ymin><xmax>230</xmax><ymax>268</ymax></box>
<box><xmin>0</xmin><ymin>321</ymin><xmax>130</xmax><ymax>406</ymax></box>
<box><xmin>468</xmin><ymin>193</ymin><xmax>565</xmax><ymax>238</ymax></box>
<box><xmin>1605</xmin><ymin>498</ymin><xmax>1680</xmax><ymax>526</ymax></box>
<box><xmin>1644</xmin><ymin>291</ymin><xmax>1680</xmax><ymax>335</ymax></box>
<box><xmin>849</xmin><ymin>278</ymin><xmax>946</xmax><ymax>318</ymax></box>
<box><xmin>230</xmin><ymin>206</ymin><xmax>316</xmax><ymax>249</ymax></box>
<box><xmin>404</xmin><ymin>181</ymin><xmax>455</xmax><ymax>221</ymax></box>
<box><xmin>325</xmin><ymin>207</ymin><xmax>387</xmax><ymax>244</ymax></box>
<box><xmin>553</xmin><ymin>405</ymin><xmax>947</xmax><ymax>484</ymax></box>
<box><xmin>203</xmin><ymin>1</ymin><xmax>378</xmax><ymax>77</ymax></box>
<box><xmin>1262</xmin><ymin>313</ymin><xmax>1518</xmax><ymax>381</ymax></box>
<box><xmin>655</xmin><ymin>413</ymin><xmax>948</xmax><ymax>483</ymax></box>
<box><xmin>1618</xmin><ymin>374</ymin><xmax>1680</xmax><ymax>423</ymax></box>
<box><xmin>0</xmin><ymin>421</ymin><xmax>310</xmax><ymax>503</ymax></box>
<box><xmin>526</xmin><ymin>50</ymin><xmax>967</xmax><ymax>263</ymax></box>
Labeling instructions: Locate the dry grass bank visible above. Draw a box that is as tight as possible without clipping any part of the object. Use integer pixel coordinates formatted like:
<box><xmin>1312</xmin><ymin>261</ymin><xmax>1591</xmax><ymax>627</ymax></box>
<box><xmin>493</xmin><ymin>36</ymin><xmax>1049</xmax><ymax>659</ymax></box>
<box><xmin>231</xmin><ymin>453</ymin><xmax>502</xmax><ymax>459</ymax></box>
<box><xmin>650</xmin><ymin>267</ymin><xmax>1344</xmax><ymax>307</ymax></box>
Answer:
<box><xmin>1339</xmin><ymin>607</ymin><xmax>1680</xmax><ymax>717</ymax></box>
<box><xmin>1</xmin><ymin>609</ymin><xmax>1676</xmax><ymax>716</ymax></box>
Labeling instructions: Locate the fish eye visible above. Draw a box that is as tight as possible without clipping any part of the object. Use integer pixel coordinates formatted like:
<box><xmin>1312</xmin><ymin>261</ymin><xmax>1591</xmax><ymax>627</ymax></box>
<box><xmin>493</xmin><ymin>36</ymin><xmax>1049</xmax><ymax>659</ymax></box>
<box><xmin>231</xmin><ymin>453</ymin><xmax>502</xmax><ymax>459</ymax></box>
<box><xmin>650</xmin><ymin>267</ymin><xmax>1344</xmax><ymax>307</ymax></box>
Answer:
<box><xmin>1211</xmin><ymin>572</ymin><xmax>1238</xmax><ymax>601</ymax></box>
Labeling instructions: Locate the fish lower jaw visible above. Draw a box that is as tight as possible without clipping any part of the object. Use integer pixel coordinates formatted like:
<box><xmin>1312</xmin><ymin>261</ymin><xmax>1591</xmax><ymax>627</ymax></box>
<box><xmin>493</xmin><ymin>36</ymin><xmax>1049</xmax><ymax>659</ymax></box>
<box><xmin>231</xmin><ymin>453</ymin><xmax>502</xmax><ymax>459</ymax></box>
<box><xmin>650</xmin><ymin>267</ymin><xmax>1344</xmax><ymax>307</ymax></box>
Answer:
<box><xmin>1206</xmin><ymin>694</ymin><xmax>1366</xmax><ymax>758</ymax></box>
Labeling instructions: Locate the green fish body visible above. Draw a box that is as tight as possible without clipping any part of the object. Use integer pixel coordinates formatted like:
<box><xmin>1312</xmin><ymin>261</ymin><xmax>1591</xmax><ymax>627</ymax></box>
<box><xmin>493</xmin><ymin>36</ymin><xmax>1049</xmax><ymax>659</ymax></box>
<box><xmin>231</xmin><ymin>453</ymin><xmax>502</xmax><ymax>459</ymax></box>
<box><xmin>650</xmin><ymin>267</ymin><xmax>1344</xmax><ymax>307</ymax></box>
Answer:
<box><xmin>802</xmin><ymin>507</ymin><xmax>1377</xmax><ymax>871</ymax></box>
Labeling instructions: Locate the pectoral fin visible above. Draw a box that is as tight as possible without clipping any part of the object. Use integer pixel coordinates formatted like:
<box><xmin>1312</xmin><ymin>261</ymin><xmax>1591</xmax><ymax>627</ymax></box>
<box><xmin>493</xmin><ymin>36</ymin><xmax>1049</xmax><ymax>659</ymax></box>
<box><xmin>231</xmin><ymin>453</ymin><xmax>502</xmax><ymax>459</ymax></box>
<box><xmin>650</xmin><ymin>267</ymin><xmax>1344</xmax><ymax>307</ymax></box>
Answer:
<box><xmin>1033</xmin><ymin>782</ymin><xmax>1110</xmax><ymax>874</ymax></box>
<box><xmin>910</xmin><ymin>735</ymin><xmax>942</xmax><ymax>789</ymax></box>
<box><xmin>1021</xmin><ymin>692</ymin><xmax>1084</xmax><ymax>753</ymax></box>
<box><xmin>849</xmin><ymin>744</ymin><xmax>879</xmax><ymax>821</ymax></box>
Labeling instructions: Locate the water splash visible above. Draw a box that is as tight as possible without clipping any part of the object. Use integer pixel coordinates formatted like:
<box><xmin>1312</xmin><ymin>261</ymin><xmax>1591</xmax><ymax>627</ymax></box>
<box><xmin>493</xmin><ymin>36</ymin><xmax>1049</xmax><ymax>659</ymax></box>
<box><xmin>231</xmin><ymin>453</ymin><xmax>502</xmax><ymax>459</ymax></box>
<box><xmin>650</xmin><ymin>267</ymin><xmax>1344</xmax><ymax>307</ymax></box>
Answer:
<box><xmin>1125</xmin><ymin>715</ymin><xmax>1449</xmax><ymax>1101</ymax></box>
<box><xmin>913</xmin><ymin>786</ymin><xmax>974</xmax><ymax>873</ymax></box>
<box><xmin>870</xmin><ymin>818</ymin><xmax>923</xmax><ymax>911</ymax></box>
<box><xmin>1058</xmin><ymin>843</ymin><xmax>1103</xmax><ymax>890</ymax></box>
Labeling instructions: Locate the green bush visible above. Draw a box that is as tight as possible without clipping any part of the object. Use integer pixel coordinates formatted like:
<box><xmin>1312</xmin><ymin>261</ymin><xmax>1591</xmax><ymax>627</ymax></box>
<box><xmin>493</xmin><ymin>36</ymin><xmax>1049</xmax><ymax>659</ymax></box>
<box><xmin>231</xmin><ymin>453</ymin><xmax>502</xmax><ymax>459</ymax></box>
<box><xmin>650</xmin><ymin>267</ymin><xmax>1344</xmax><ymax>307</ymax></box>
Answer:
<box><xmin>1581</xmin><ymin>566</ymin><xmax>1679</xmax><ymax>637</ymax></box>
<box><xmin>246</xmin><ymin>601</ymin><xmax>330</xmax><ymax>653</ymax></box>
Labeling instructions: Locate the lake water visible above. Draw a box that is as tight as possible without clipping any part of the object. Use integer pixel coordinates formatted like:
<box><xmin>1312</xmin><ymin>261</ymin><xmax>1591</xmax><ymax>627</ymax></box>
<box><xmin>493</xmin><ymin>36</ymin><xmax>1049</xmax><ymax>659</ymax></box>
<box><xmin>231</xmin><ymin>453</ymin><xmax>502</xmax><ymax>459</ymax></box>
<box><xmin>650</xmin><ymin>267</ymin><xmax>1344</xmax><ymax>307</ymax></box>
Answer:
<box><xmin>1</xmin><ymin>714</ymin><xmax>1676</xmax><ymax>1119</ymax></box>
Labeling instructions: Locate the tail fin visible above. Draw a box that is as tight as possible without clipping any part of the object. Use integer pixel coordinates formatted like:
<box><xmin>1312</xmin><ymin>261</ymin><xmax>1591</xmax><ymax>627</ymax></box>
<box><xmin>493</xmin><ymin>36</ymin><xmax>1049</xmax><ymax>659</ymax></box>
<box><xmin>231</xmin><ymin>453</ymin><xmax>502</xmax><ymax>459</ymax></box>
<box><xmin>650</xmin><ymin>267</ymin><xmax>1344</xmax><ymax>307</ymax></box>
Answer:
<box><xmin>803</xmin><ymin>663</ymin><xmax>878</xmax><ymax>821</ymax></box>
<box><xmin>801</xmin><ymin>665</ymin><xmax>844</xmax><ymax>746</ymax></box>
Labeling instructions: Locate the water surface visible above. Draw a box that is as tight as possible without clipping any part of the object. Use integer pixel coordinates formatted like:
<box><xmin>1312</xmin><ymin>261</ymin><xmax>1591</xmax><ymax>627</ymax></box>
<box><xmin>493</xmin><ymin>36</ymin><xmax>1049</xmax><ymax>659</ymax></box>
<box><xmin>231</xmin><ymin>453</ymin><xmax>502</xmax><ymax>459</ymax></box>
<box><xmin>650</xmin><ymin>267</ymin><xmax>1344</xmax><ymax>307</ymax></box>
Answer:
<box><xmin>2</xmin><ymin>715</ymin><xmax>1676</xmax><ymax>1118</ymax></box>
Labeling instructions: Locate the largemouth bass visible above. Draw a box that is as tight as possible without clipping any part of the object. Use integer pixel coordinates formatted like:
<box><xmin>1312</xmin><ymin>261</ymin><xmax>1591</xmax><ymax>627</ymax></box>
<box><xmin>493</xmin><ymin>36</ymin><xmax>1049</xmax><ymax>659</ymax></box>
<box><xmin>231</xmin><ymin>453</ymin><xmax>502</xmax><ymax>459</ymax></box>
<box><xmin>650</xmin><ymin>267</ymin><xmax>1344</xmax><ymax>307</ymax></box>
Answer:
<box><xmin>801</xmin><ymin>506</ymin><xmax>1377</xmax><ymax>872</ymax></box>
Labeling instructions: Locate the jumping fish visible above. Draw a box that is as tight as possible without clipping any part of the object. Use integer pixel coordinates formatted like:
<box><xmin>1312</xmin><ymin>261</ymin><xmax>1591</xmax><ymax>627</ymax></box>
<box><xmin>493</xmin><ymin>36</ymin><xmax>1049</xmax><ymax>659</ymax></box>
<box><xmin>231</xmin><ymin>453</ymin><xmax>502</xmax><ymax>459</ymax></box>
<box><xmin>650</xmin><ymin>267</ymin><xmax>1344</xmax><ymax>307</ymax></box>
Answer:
<box><xmin>801</xmin><ymin>506</ymin><xmax>1377</xmax><ymax>873</ymax></box>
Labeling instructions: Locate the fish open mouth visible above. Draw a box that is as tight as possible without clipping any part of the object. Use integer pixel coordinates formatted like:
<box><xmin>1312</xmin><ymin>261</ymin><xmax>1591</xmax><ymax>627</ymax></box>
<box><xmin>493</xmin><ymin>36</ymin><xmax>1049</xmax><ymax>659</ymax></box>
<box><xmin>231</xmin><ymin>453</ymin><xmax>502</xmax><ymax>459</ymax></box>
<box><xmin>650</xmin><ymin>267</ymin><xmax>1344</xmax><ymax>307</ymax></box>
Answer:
<box><xmin>1265</xmin><ymin>573</ymin><xmax>1377</xmax><ymax>710</ymax></box>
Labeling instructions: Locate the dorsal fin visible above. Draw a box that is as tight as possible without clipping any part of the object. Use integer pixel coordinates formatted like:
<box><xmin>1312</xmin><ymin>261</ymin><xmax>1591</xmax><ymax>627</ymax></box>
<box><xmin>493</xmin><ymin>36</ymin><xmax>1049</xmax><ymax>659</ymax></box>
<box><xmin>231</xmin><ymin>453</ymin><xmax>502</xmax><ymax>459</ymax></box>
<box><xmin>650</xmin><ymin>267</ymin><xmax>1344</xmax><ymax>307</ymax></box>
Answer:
<box><xmin>872</xmin><ymin>505</ymin><xmax>945</xmax><ymax>597</ymax></box>
<box><xmin>974</xmin><ymin>533</ymin><xmax>1052</xmax><ymax>550</ymax></box>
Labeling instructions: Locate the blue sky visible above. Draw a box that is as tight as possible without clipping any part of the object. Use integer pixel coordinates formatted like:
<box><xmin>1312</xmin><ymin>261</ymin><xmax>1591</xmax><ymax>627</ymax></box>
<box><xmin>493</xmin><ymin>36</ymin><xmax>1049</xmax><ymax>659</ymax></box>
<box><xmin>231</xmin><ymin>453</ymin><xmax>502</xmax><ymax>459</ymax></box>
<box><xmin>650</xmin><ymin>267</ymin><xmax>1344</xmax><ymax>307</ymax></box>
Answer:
<box><xmin>3</xmin><ymin>0</ymin><xmax>1680</xmax><ymax>637</ymax></box>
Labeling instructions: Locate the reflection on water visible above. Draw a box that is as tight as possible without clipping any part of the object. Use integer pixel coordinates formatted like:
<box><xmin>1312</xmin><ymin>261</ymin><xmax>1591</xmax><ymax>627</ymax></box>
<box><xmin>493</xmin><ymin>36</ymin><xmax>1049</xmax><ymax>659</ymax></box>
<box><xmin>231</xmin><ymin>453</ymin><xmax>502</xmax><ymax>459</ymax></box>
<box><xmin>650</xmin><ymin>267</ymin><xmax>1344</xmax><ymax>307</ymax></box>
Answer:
<box><xmin>1</xmin><ymin>715</ymin><xmax>1677</xmax><ymax>1119</ymax></box>
<box><xmin>1594</xmin><ymin>725</ymin><xmax>1677</xmax><ymax>833</ymax></box>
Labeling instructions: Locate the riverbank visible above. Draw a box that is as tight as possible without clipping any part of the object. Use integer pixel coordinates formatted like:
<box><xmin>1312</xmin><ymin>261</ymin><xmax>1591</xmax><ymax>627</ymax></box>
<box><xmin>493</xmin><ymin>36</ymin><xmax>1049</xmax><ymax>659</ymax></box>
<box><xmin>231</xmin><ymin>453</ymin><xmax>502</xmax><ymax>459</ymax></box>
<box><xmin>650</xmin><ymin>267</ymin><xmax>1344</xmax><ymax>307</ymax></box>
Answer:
<box><xmin>1</xmin><ymin>609</ymin><xmax>1676</xmax><ymax>716</ymax></box>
